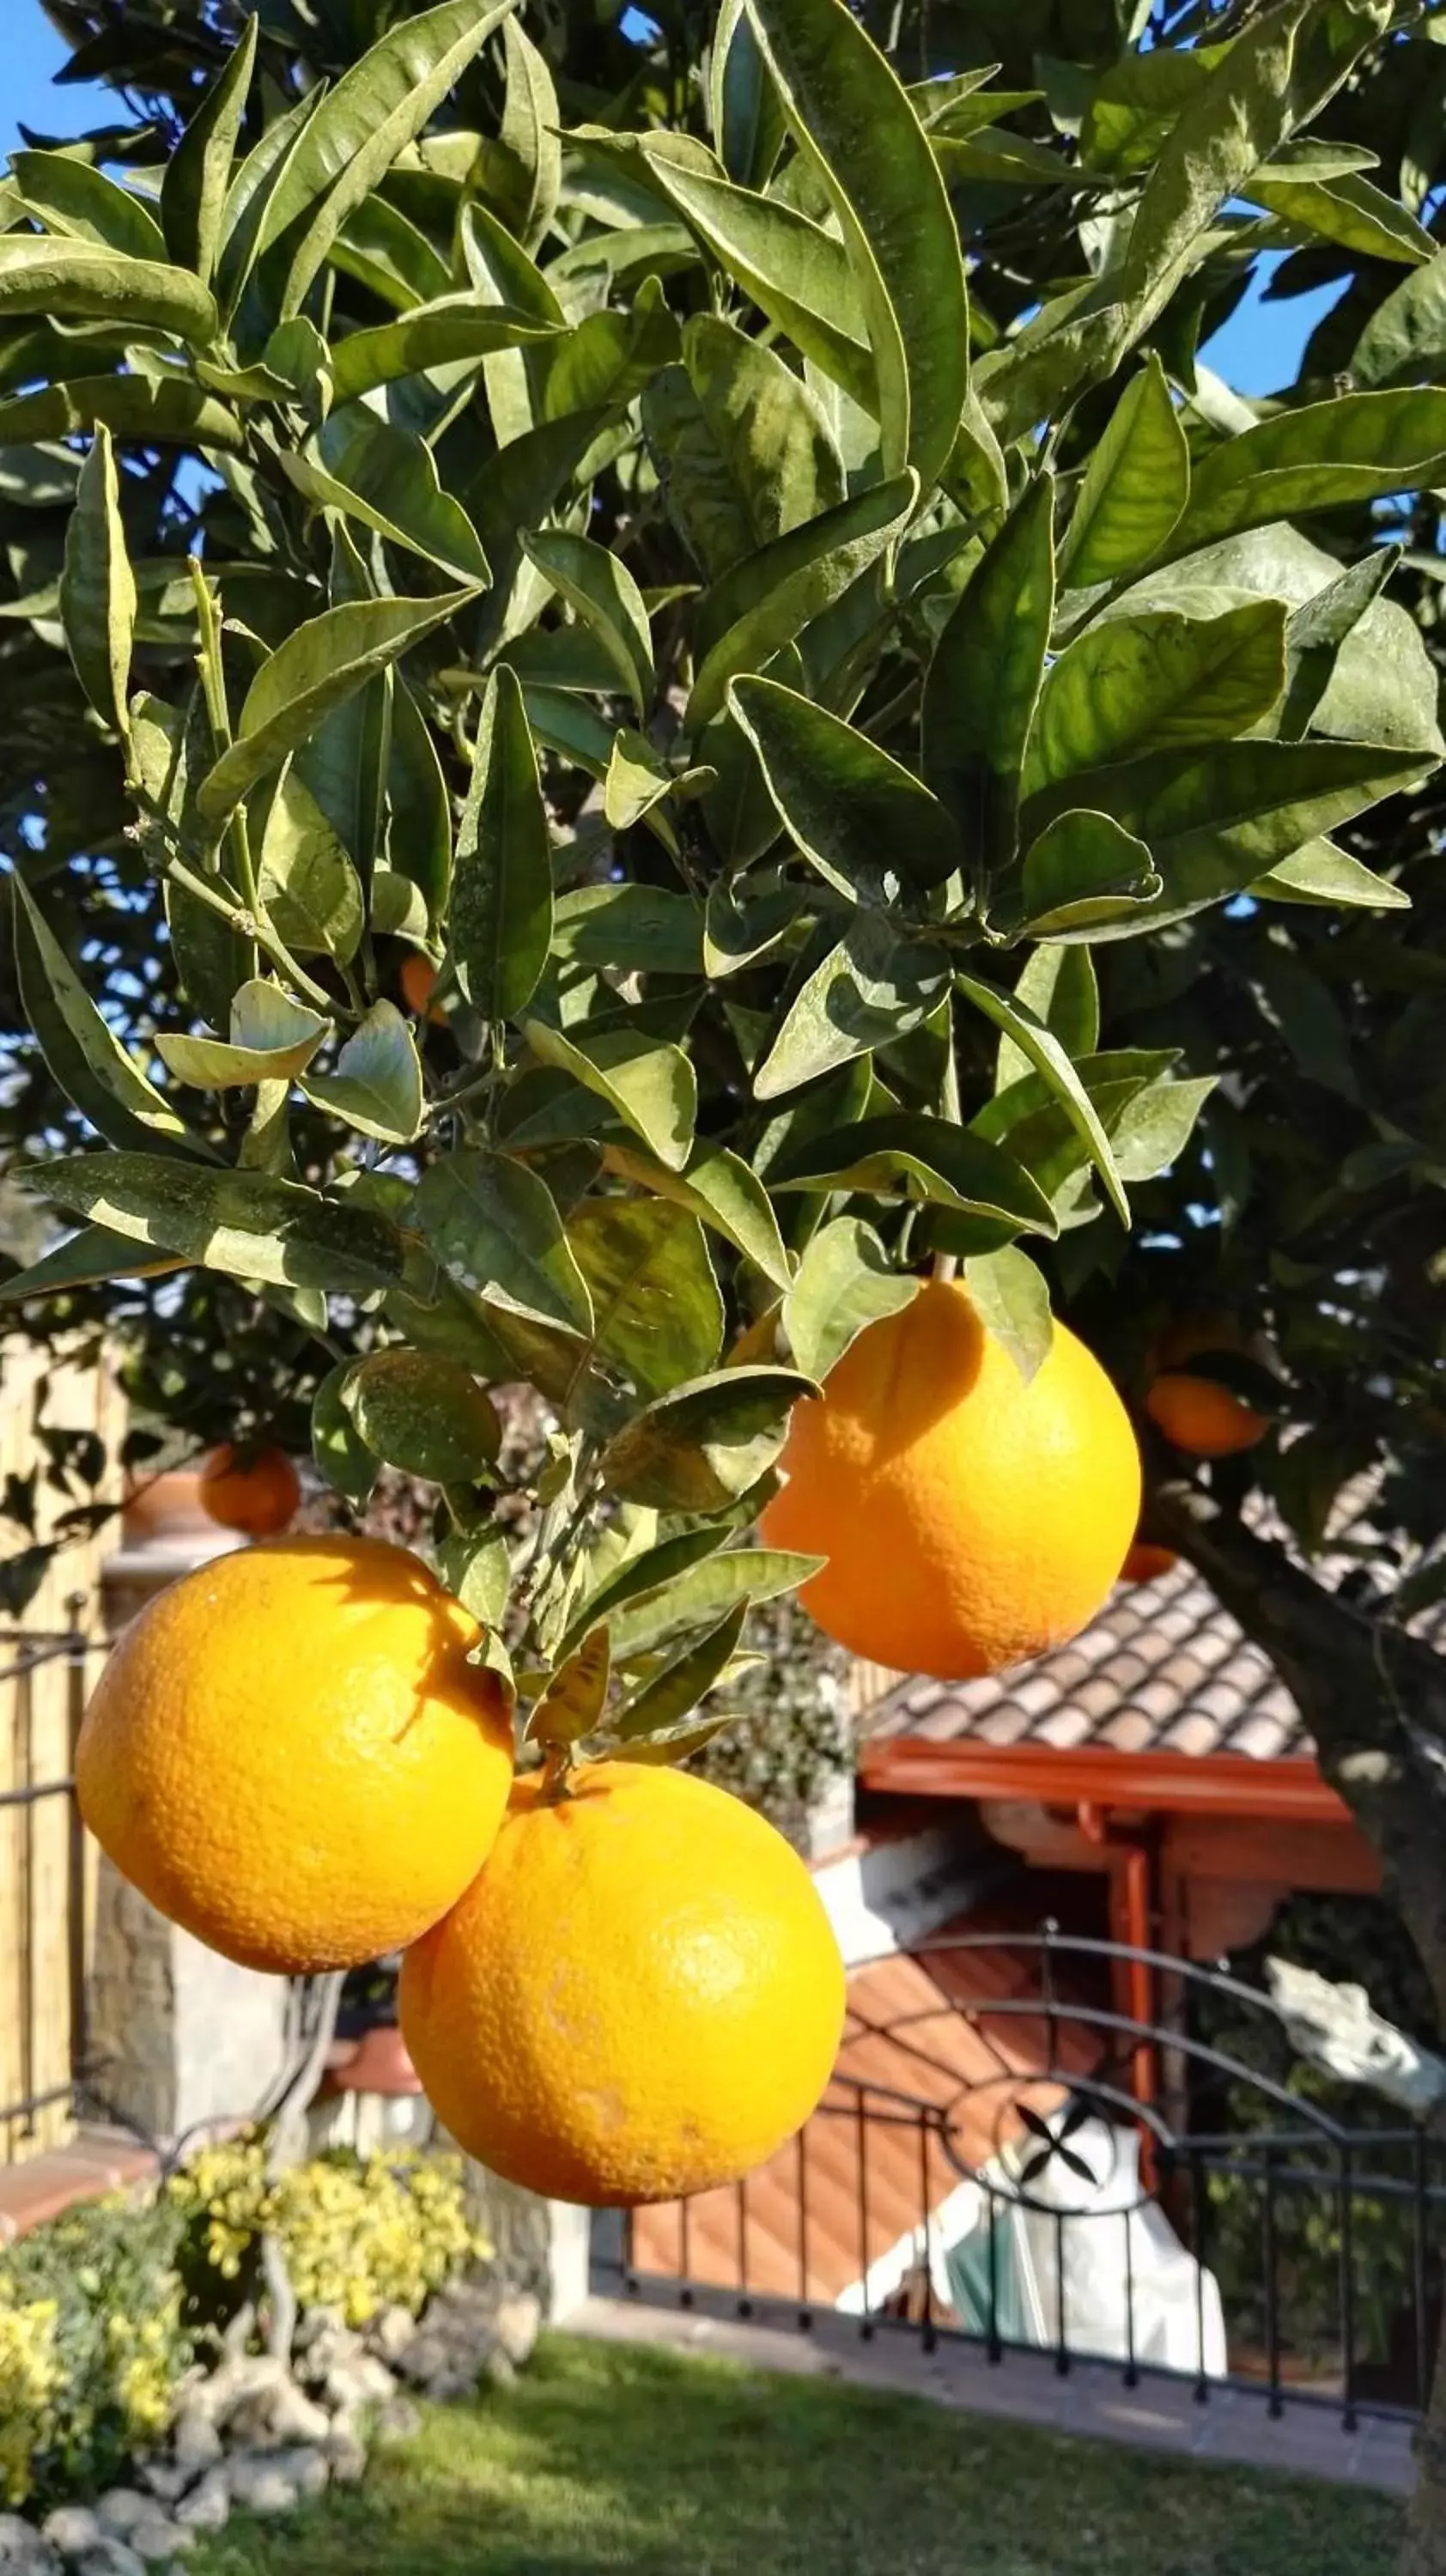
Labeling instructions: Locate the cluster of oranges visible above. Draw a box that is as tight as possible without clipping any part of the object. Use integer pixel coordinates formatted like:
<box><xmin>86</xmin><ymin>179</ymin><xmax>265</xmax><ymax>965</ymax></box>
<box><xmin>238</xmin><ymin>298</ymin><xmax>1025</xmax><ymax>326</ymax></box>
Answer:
<box><xmin>86</xmin><ymin>1277</ymin><xmax>1267</xmax><ymax>2210</ymax></box>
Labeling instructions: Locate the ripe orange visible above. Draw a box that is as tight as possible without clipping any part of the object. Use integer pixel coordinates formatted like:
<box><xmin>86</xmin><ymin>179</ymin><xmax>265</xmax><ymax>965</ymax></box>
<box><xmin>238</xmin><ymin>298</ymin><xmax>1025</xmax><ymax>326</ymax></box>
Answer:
<box><xmin>759</xmin><ymin>1278</ymin><xmax>1139</xmax><ymax>1679</ymax></box>
<box><xmin>1119</xmin><ymin>1540</ymin><xmax>1179</xmax><ymax>1585</ymax></box>
<box><xmin>399</xmin><ymin>955</ymin><xmax>447</xmax><ymax>1024</ymax></box>
<box><xmin>399</xmin><ymin>1762</ymin><xmax>846</xmax><ymax>2207</ymax></box>
<box><xmin>76</xmin><ymin>1535</ymin><xmax>513</xmax><ymax>1975</ymax></box>
<box><xmin>199</xmin><ymin>1444</ymin><xmax>301</xmax><ymax>1538</ymax></box>
<box><xmin>1145</xmin><ymin>1371</ymin><xmax>1268</xmax><ymax>1458</ymax></box>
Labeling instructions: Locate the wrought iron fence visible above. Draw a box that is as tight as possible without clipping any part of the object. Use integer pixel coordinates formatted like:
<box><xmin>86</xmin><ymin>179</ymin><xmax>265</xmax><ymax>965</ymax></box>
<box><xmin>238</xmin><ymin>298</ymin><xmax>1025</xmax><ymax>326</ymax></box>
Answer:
<box><xmin>0</xmin><ymin>1608</ymin><xmax>96</xmax><ymax>2153</ymax></box>
<box><xmin>595</xmin><ymin>1929</ymin><xmax>1446</xmax><ymax>2430</ymax></box>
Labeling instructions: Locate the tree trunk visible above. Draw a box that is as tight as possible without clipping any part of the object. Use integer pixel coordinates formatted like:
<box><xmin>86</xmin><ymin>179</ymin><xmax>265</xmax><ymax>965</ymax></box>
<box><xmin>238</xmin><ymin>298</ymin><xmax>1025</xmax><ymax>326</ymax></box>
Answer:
<box><xmin>1150</xmin><ymin>1484</ymin><xmax>1446</xmax><ymax>2571</ymax></box>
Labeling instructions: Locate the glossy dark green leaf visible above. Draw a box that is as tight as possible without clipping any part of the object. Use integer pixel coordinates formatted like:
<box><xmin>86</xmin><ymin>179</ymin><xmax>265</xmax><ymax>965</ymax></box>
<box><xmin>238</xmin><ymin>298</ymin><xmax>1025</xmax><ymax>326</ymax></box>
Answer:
<box><xmin>0</xmin><ymin>1222</ymin><xmax>188</xmax><ymax>1305</ymax></box>
<box><xmin>216</xmin><ymin>86</ymin><xmax>325</xmax><ymax>323</ymax></box>
<box><xmin>598</xmin><ymin>1364</ymin><xmax>815</xmax><ymax>1512</ymax></box>
<box><xmin>345</xmin><ymin>1346</ymin><xmax>501</xmax><ymax>1482</ymax></box>
<box><xmin>281</xmin><ymin>410</ymin><xmax>490</xmax><ymax>586</ymax></box>
<box><xmin>21</xmin><ymin>1155</ymin><xmax>404</xmax><ymax>1297</ymax></box>
<box><xmin>730</xmin><ymin>675</ymin><xmax>958</xmax><ymax>904</ymax></box>
<box><xmin>414</xmin><ymin>1148</ymin><xmax>593</xmax><ymax>1334</ymax></box>
<box><xmin>685</xmin><ymin>310</ymin><xmax>846</xmax><ymax>557</ymax></box>
<box><xmin>957</xmin><ymin>968</ymin><xmax>1129</xmax><ymax>1226</ymax></box>
<box><xmin>161</xmin><ymin>12</ymin><xmax>258</xmax><ymax>283</ymax></box>
<box><xmin>611</xmin><ymin>1602</ymin><xmax>749</xmax><ymax>1743</ymax></box>
<box><xmin>523</xmin><ymin>1021</ymin><xmax>696</xmax><ymax>1173</ymax></box>
<box><xmin>1080</xmin><ymin>45</ymin><xmax>1221</xmax><ymax>176</ymax></box>
<box><xmin>1026</xmin><ymin>601</ymin><xmax>1287</xmax><ymax>792</ymax></box>
<box><xmin>13</xmin><ymin>152</ymin><xmax>167</xmax><ymax>262</ymax></box>
<box><xmin>544</xmin><ymin>276</ymin><xmax>680</xmax><ymax>422</ymax></box>
<box><xmin>302</xmin><ymin>1001</ymin><xmax>424</xmax><ymax>1143</ymax></box>
<box><xmin>0</xmin><ymin>236</ymin><xmax>218</xmax><ymax>342</ymax></box>
<box><xmin>495</xmin><ymin>13</ymin><xmax>562</xmax><ymax>252</ymax></box>
<box><xmin>754</xmin><ymin>916</ymin><xmax>950</xmax><ymax>1102</ymax></box>
<box><xmin>452</xmin><ymin>665</ymin><xmax>552</xmax><ymax>1024</ymax></box>
<box><xmin>59</xmin><ymin>421</ymin><xmax>136</xmax><ymax>747</ymax></box>
<box><xmin>1163</xmin><ymin>389</ymin><xmax>1446</xmax><ymax>562</ymax></box>
<box><xmin>257</xmin><ymin>767</ymin><xmax>364</xmax><ymax>965</ymax></box>
<box><xmin>1060</xmin><ymin>355</ymin><xmax>1188</xmax><ymax>591</ymax></box>
<box><xmin>521</xmin><ymin>529</ymin><xmax>653</xmax><ymax>720</ymax></box>
<box><xmin>567</xmin><ymin>1199</ymin><xmax>725</xmax><ymax>1400</ymax></box>
<box><xmin>327</xmin><ymin>295</ymin><xmax>560</xmax><ymax>405</ymax></box>
<box><xmin>710</xmin><ymin>0</ymin><xmax>786</xmax><ymax>186</ymax></box>
<box><xmin>687</xmin><ymin>471</ymin><xmax>916</xmax><ymax>731</ymax></box>
<box><xmin>601</xmin><ymin>1141</ymin><xmax>793</xmax><ymax>1294</ymax></box>
<box><xmin>0</xmin><ymin>375</ymin><xmax>245</xmax><ymax>452</ymax></box>
<box><xmin>995</xmin><ymin>946</ymin><xmax>1099</xmax><ymax>1090</ymax></box>
<box><xmin>12</xmin><ymin>876</ymin><xmax>206</xmax><ymax>1161</ymax></box>
<box><xmin>783</xmin><ymin>1217</ymin><xmax>917</xmax><ymax>1379</ymax></box>
<box><xmin>158</xmin><ymin>979</ymin><xmax>328</xmax><ymax>1089</ymax></box>
<box><xmin>311</xmin><ymin>1360</ymin><xmax>377</xmax><ymax>1502</ymax></box>
<box><xmin>386</xmin><ymin>677</ymin><xmax>453</xmax><ymax>933</ymax></box>
<box><xmin>964</xmin><ymin>1244</ymin><xmax>1054</xmax><ymax>1382</ymax></box>
<box><xmin>747</xmin><ymin>0</ymin><xmax>969</xmax><ymax>493</ymax></box>
<box><xmin>1352</xmin><ymin>246</ymin><xmax>1446</xmax><ymax>389</ymax></box>
<box><xmin>552</xmin><ymin>886</ymin><xmax>703</xmax><ymax>976</ymax></box>
<box><xmin>1018</xmin><ymin>811</ymin><xmax>1161</xmax><ymax>939</ymax></box>
<box><xmin>921</xmin><ymin>474</ymin><xmax>1055</xmax><ymax>868</ymax></box>
<box><xmin>770</xmin><ymin>1111</ymin><xmax>1057</xmax><ymax>1234</ymax></box>
<box><xmin>197</xmin><ymin>590</ymin><xmax>473</xmax><ymax>822</ymax></box>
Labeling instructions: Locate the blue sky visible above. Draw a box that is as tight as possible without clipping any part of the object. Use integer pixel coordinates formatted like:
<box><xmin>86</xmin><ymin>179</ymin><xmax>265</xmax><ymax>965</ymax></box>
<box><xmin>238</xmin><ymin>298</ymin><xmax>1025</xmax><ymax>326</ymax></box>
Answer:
<box><xmin>4</xmin><ymin>0</ymin><xmax>1341</xmax><ymax>399</ymax></box>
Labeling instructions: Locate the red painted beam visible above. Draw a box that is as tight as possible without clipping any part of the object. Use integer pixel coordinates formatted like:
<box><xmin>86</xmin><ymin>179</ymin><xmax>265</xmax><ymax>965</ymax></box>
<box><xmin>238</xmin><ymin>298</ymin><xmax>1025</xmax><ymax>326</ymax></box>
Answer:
<box><xmin>857</xmin><ymin>1733</ymin><xmax>1354</xmax><ymax>1825</ymax></box>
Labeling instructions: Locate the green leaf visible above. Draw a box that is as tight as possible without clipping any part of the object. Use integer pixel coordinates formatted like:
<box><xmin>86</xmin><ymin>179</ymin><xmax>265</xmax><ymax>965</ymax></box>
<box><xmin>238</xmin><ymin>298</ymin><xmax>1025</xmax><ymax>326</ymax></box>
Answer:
<box><xmin>956</xmin><ymin>969</ymin><xmax>1130</xmax><ymax>1226</ymax></box>
<box><xmin>601</xmin><ymin>1139</ymin><xmax>793</xmax><ymax>1295</ymax></box>
<box><xmin>255</xmin><ymin>0</ymin><xmax>520</xmax><ymax>319</ymax></box>
<box><xmin>783</xmin><ymin>1218</ymin><xmax>917</xmax><ymax>1379</ymax></box>
<box><xmin>258</xmin><ymin>768</ymin><xmax>364</xmax><ymax>964</ymax></box>
<box><xmin>13</xmin><ymin>152</ymin><xmax>167</xmax><ymax>261</ymax></box>
<box><xmin>754</xmin><ymin>916</ymin><xmax>951</xmax><ymax>1102</ymax></box>
<box><xmin>605</xmin><ymin>732</ymin><xmax>677</xmax><ymax>844</ymax></box>
<box><xmin>633</xmin><ymin>145</ymin><xmax>873</xmax><ymax>414</ymax></box>
<box><xmin>605</xmin><ymin>1544</ymin><xmax>824</xmax><ymax>1662</ymax></box>
<box><xmin>279</xmin><ymin>410</ymin><xmax>491</xmax><ymax>586</ymax></box>
<box><xmin>452</xmin><ymin>665</ymin><xmax>553</xmax><ymax>1024</ymax></box>
<box><xmin>496</xmin><ymin>12</ymin><xmax>562</xmax><ymax>252</ymax></box>
<box><xmin>711</xmin><ymin>0</ymin><xmax>786</xmax><ymax>186</ymax></box>
<box><xmin>729</xmin><ymin>676</ymin><xmax>958</xmax><ymax>905</ymax></box>
<box><xmin>686</xmin><ymin>471</ymin><xmax>917</xmax><ymax>731</ymax></box>
<box><xmin>1080</xmin><ymin>45</ymin><xmax>1222</xmax><ymax>177</ymax></box>
<box><xmin>521</xmin><ymin>529</ymin><xmax>653</xmax><ymax>720</ymax></box>
<box><xmin>59</xmin><ymin>422</ymin><xmax>137</xmax><ymax>749</ymax></box>
<box><xmin>528</xmin><ymin>1627</ymin><xmax>612</xmax><ymax>1747</ymax></box>
<box><xmin>523</xmin><ymin>1021</ymin><xmax>696</xmax><ymax>1173</ymax></box>
<box><xmin>0</xmin><ymin>374</ymin><xmax>245</xmax><ymax>453</ymax></box>
<box><xmin>558</xmin><ymin>1527</ymin><xmax>733</xmax><ymax>1662</ymax></box>
<box><xmin>12</xmin><ymin>877</ymin><xmax>205</xmax><ymax>1161</ymax></box>
<box><xmin>544</xmin><ymin>276</ymin><xmax>681</xmax><ymax>422</ymax></box>
<box><xmin>197</xmin><ymin>591</ymin><xmax>474</xmax><ymax>823</ymax></box>
<box><xmin>0</xmin><ymin>1222</ymin><xmax>188</xmax><ymax>1305</ymax></box>
<box><xmin>995</xmin><ymin>946</ymin><xmax>1098</xmax><ymax>1090</ymax></box>
<box><xmin>963</xmin><ymin>1245</ymin><xmax>1054</xmax><ymax>1382</ymax></box>
<box><xmin>311</xmin><ymin>1360</ymin><xmax>377</xmax><ymax>1502</ymax></box>
<box><xmin>1018</xmin><ymin>812</ymin><xmax>1161</xmax><ymax>939</ymax></box>
<box><xmin>567</xmin><ymin>1199</ymin><xmax>725</xmax><ymax>1400</ymax></box>
<box><xmin>598</xmin><ymin>1364</ymin><xmax>815</xmax><ymax>1512</ymax></box>
<box><xmin>345</xmin><ymin>1347</ymin><xmax>501</xmax><ymax>1483</ymax></box>
<box><xmin>1025</xmin><ymin>601</ymin><xmax>1288</xmax><ymax>792</ymax></box>
<box><xmin>436</xmin><ymin>1524</ymin><xmax>512</xmax><ymax>1629</ymax></box>
<box><xmin>1108</xmin><ymin>1075</ymin><xmax>1217</xmax><ymax>1181</ymax></box>
<box><xmin>1274</xmin><ymin>549</ymin><xmax>1400</xmax><ymax>744</ymax></box>
<box><xmin>161</xmin><ymin>13</ymin><xmax>258</xmax><ymax>284</ymax></box>
<box><xmin>921</xmin><ymin>475</ymin><xmax>1055</xmax><ymax>868</ymax></box>
<box><xmin>1250</xmin><ymin>168</ymin><xmax>1434</xmax><ymax>268</ymax></box>
<box><xmin>386</xmin><ymin>679</ymin><xmax>453</xmax><ymax>932</ymax></box>
<box><xmin>301</xmin><ymin>1001</ymin><xmax>423</xmax><ymax>1143</ymax></box>
<box><xmin>0</xmin><ymin>236</ymin><xmax>218</xmax><ymax>343</ymax></box>
<box><xmin>665</xmin><ymin>312</ymin><xmax>846</xmax><ymax>575</ymax></box>
<box><xmin>770</xmin><ymin>1112</ymin><xmax>1058</xmax><ymax>1235</ymax></box>
<box><xmin>327</xmin><ymin>295</ymin><xmax>561</xmax><ymax>405</ymax></box>
<box><xmin>1162</xmin><ymin>389</ymin><xmax>1446</xmax><ymax>562</ymax></box>
<box><xmin>157</xmin><ymin>979</ymin><xmax>329</xmax><ymax>1088</ymax></box>
<box><xmin>553</xmin><ymin>885</ymin><xmax>702</xmax><ymax>976</ymax></box>
<box><xmin>1352</xmin><ymin>247</ymin><xmax>1446</xmax><ymax>390</ymax></box>
<box><xmin>414</xmin><ymin>1148</ymin><xmax>593</xmax><ymax>1334</ymax></box>
<box><xmin>746</xmin><ymin>0</ymin><xmax>969</xmax><ymax>494</ymax></box>
<box><xmin>1252</xmin><ymin>838</ymin><xmax>1410</xmax><ymax>909</ymax></box>
<box><xmin>1019</xmin><ymin>738</ymin><xmax>1433</xmax><ymax>935</ymax></box>
<box><xmin>1060</xmin><ymin>355</ymin><xmax>1188</xmax><ymax>591</ymax></box>
<box><xmin>611</xmin><ymin>1603</ymin><xmax>749</xmax><ymax>1743</ymax></box>
<box><xmin>22</xmin><ymin>1155</ymin><xmax>404</xmax><ymax>1297</ymax></box>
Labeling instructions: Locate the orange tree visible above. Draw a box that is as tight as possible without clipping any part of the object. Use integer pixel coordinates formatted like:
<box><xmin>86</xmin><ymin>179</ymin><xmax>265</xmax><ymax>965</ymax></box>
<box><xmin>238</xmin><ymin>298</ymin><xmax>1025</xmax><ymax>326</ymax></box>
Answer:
<box><xmin>3</xmin><ymin>0</ymin><xmax>1446</xmax><ymax>2520</ymax></box>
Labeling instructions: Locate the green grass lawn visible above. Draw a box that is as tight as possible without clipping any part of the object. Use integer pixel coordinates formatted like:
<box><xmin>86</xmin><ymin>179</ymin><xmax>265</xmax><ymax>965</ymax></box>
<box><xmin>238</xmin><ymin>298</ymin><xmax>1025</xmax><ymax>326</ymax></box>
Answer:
<box><xmin>188</xmin><ymin>2330</ymin><xmax>1403</xmax><ymax>2576</ymax></box>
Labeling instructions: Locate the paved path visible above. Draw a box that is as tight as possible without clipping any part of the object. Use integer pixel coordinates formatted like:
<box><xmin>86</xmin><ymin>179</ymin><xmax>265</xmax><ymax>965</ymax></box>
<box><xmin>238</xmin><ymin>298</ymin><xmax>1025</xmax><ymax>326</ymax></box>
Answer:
<box><xmin>569</xmin><ymin>2290</ymin><xmax>1417</xmax><ymax>2496</ymax></box>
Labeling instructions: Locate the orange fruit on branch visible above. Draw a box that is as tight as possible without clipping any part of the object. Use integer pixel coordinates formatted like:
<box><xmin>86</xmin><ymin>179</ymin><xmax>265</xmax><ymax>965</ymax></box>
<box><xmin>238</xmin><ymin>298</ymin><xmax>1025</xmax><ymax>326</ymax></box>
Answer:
<box><xmin>76</xmin><ymin>1535</ymin><xmax>513</xmax><ymax>1975</ymax></box>
<box><xmin>199</xmin><ymin>1443</ymin><xmax>301</xmax><ymax>1538</ymax></box>
<box><xmin>1144</xmin><ymin>1372</ymin><xmax>1268</xmax><ymax>1458</ymax></box>
<box><xmin>1119</xmin><ymin>1540</ymin><xmax>1179</xmax><ymax>1585</ymax></box>
<box><xmin>758</xmin><ymin>1278</ymin><xmax>1139</xmax><ymax>1680</ymax></box>
<box><xmin>399</xmin><ymin>955</ymin><xmax>447</xmax><ymax>1024</ymax></box>
<box><xmin>399</xmin><ymin>1762</ymin><xmax>847</xmax><ymax>2208</ymax></box>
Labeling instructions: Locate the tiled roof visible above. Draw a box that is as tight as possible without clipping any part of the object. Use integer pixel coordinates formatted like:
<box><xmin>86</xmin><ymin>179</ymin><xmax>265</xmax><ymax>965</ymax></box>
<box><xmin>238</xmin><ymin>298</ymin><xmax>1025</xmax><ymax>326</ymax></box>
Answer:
<box><xmin>629</xmin><ymin>1920</ymin><xmax>1103</xmax><ymax>2310</ymax></box>
<box><xmin>862</xmin><ymin>1554</ymin><xmax>1310</xmax><ymax>1765</ymax></box>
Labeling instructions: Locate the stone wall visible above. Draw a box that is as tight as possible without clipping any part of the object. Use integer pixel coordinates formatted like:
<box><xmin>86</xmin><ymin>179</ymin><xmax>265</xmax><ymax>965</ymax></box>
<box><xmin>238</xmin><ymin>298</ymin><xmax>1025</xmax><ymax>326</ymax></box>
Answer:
<box><xmin>88</xmin><ymin>1858</ymin><xmax>290</xmax><ymax>2142</ymax></box>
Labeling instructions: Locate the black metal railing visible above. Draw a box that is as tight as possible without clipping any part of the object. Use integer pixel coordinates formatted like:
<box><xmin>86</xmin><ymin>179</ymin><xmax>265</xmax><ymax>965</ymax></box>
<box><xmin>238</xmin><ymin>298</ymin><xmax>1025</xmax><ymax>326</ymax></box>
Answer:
<box><xmin>596</xmin><ymin>1928</ymin><xmax>1446</xmax><ymax>2430</ymax></box>
<box><xmin>1</xmin><ymin>1606</ymin><xmax>95</xmax><ymax>2153</ymax></box>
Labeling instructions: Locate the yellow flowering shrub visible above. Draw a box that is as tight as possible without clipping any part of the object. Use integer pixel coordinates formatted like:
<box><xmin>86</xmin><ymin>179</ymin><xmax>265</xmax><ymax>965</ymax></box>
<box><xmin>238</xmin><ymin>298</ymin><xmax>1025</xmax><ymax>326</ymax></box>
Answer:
<box><xmin>0</xmin><ymin>2300</ymin><xmax>62</xmax><ymax>2506</ymax></box>
<box><xmin>0</xmin><ymin>2196</ymin><xmax>191</xmax><ymax>2507</ymax></box>
<box><xmin>166</xmin><ymin>2142</ymin><xmax>489</xmax><ymax>2330</ymax></box>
